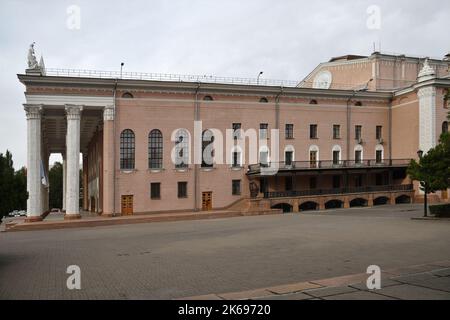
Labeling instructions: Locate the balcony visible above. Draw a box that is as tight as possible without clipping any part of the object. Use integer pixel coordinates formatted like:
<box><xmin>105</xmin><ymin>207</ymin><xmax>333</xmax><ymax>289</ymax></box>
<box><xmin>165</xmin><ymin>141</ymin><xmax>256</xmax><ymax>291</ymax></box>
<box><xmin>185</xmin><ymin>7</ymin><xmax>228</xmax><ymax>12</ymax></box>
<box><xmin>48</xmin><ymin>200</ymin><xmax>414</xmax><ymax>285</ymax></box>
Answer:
<box><xmin>264</xmin><ymin>184</ymin><xmax>413</xmax><ymax>199</ymax></box>
<box><xmin>247</xmin><ymin>159</ymin><xmax>411</xmax><ymax>175</ymax></box>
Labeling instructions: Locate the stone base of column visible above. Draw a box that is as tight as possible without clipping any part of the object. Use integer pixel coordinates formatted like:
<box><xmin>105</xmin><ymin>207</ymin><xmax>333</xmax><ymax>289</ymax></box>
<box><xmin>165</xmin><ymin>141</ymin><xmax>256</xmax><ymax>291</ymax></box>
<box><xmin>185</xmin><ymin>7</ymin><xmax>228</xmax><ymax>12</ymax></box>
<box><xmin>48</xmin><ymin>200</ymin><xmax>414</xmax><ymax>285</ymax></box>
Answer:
<box><xmin>64</xmin><ymin>214</ymin><xmax>82</xmax><ymax>220</ymax></box>
<box><xmin>25</xmin><ymin>216</ymin><xmax>43</xmax><ymax>223</ymax></box>
<box><xmin>102</xmin><ymin>213</ymin><xmax>115</xmax><ymax>218</ymax></box>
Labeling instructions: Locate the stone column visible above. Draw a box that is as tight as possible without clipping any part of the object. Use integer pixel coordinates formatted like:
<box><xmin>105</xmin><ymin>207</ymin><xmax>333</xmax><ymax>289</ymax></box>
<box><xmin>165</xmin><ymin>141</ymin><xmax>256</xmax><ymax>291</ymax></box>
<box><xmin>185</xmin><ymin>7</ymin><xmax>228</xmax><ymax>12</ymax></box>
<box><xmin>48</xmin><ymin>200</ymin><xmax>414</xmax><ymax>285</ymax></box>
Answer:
<box><xmin>102</xmin><ymin>105</ymin><xmax>115</xmax><ymax>217</ymax></box>
<box><xmin>82</xmin><ymin>154</ymin><xmax>89</xmax><ymax>211</ymax></box>
<box><xmin>62</xmin><ymin>153</ymin><xmax>67</xmax><ymax>212</ymax></box>
<box><xmin>24</xmin><ymin>104</ymin><xmax>43</xmax><ymax>222</ymax></box>
<box><xmin>64</xmin><ymin>105</ymin><xmax>83</xmax><ymax>220</ymax></box>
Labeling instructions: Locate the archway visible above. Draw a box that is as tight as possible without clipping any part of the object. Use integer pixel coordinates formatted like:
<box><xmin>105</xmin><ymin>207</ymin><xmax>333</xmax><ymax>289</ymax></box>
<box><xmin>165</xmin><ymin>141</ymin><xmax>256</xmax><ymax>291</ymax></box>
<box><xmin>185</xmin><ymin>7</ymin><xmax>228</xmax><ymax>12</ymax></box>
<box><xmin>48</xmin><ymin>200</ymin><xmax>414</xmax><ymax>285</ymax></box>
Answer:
<box><xmin>374</xmin><ymin>197</ymin><xmax>389</xmax><ymax>206</ymax></box>
<box><xmin>272</xmin><ymin>203</ymin><xmax>293</xmax><ymax>213</ymax></box>
<box><xmin>350</xmin><ymin>198</ymin><xmax>368</xmax><ymax>207</ymax></box>
<box><xmin>299</xmin><ymin>201</ymin><xmax>318</xmax><ymax>212</ymax></box>
<box><xmin>325</xmin><ymin>199</ymin><xmax>343</xmax><ymax>209</ymax></box>
<box><xmin>395</xmin><ymin>195</ymin><xmax>411</xmax><ymax>204</ymax></box>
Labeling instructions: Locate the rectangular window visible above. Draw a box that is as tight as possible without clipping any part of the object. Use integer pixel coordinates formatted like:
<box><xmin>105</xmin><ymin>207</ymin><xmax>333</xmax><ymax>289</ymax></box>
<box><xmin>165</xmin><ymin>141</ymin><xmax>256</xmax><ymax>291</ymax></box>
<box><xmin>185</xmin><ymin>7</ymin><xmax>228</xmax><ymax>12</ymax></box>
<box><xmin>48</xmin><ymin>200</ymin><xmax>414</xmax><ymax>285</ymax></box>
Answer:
<box><xmin>259</xmin><ymin>123</ymin><xmax>268</xmax><ymax>139</ymax></box>
<box><xmin>332</xmin><ymin>176</ymin><xmax>340</xmax><ymax>189</ymax></box>
<box><xmin>260</xmin><ymin>151</ymin><xmax>269</xmax><ymax>167</ymax></box>
<box><xmin>232</xmin><ymin>123</ymin><xmax>241</xmax><ymax>140</ymax></box>
<box><xmin>355</xmin><ymin>125</ymin><xmax>362</xmax><ymax>140</ymax></box>
<box><xmin>376</xmin><ymin>150</ymin><xmax>383</xmax><ymax>163</ymax></box>
<box><xmin>232</xmin><ymin>180</ymin><xmax>241</xmax><ymax>195</ymax></box>
<box><xmin>285</xmin><ymin>177</ymin><xmax>293</xmax><ymax>191</ymax></box>
<box><xmin>309</xmin><ymin>150</ymin><xmax>318</xmax><ymax>168</ymax></box>
<box><xmin>355</xmin><ymin>150</ymin><xmax>362</xmax><ymax>164</ymax></box>
<box><xmin>285</xmin><ymin>124</ymin><xmax>294</xmax><ymax>139</ymax></box>
<box><xmin>150</xmin><ymin>183</ymin><xmax>161</xmax><ymax>199</ymax></box>
<box><xmin>310</xmin><ymin>124</ymin><xmax>318</xmax><ymax>139</ymax></box>
<box><xmin>285</xmin><ymin>151</ymin><xmax>293</xmax><ymax>166</ymax></box>
<box><xmin>177</xmin><ymin>182</ymin><xmax>187</xmax><ymax>198</ymax></box>
<box><xmin>376</xmin><ymin>126</ymin><xmax>382</xmax><ymax>140</ymax></box>
<box><xmin>333</xmin><ymin>125</ymin><xmax>341</xmax><ymax>139</ymax></box>
<box><xmin>333</xmin><ymin>150</ymin><xmax>340</xmax><ymax>165</ymax></box>
<box><xmin>232</xmin><ymin>151</ymin><xmax>241</xmax><ymax>167</ymax></box>
<box><xmin>260</xmin><ymin>178</ymin><xmax>268</xmax><ymax>193</ymax></box>
<box><xmin>309</xmin><ymin>177</ymin><xmax>317</xmax><ymax>189</ymax></box>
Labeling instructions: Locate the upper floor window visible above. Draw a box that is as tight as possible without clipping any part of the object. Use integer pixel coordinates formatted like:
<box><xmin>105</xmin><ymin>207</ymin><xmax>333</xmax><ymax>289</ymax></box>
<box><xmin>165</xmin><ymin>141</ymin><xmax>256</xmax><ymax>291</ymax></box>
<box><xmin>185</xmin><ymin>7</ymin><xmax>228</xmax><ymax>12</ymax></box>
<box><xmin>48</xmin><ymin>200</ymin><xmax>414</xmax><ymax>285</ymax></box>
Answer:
<box><xmin>285</xmin><ymin>124</ymin><xmax>294</xmax><ymax>139</ymax></box>
<box><xmin>150</xmin><ymin>182</ymin><xmax>161</xmax><ymax>199</ymax></box>
<box><xmin>333</xmin><ymin>125</ymin><xmax>341</xmax><ymax>139</ymax></box>
<box><xmin>178</xmin><ymin>182</ymin><xmax>188</xmax><ymax>198</ymax></box>
<box><xmin>259</xmin><ymin>97</ymin><xmax>269</xmax><ymax>103</ymax></box>
<box><xmin>203</xmin><ymin>95</ymin><xmax>214</xmax><ymax>101</ymax></box>
<box><xmin>355</xmin><ymin>125</ymin><xmax>362</xmax><ymax>141</ymax></box>
<box><xmin>232</xmin><ymin>123</ymin><xmax>242</xmax><ymax>140</ymax></box>
<box><xmin>175</xmin><ymin>129</ymin><xmax>189</xmax><ymax>168</ymax></box>
<box><xmin>202</xmin><ymin>129</ymin><xmax>214</xmax><ymax>168</ymax></box>
<box><xmin>259</xmin><ymin>123</ymin><xmax>268</xmax><ymax>140</ymax></box>
<box><xmin>148</xmin><ymin>129</ymin><xmax>163</xmax><ymax>169</ymax></box>
<box><xmin>120</xmin><ymin>129</ymin><xmax>135</xmax><ymax>170</ymax></box>
<box><xmin>232</xmin><ymin>148</ymin><xmax>242</xmax><ymax>168</ymax></box>
<box><xmin>354</xmin><ymin>101</ymin><xmax>363</xmax><ymax>107</ymax></box>
<box><xmin>309</xmin><ymin>99</ymin><xmax>318</xmax><ymax>105</ymax></box>
<box><xmin>232</xmin><ymin>180</ymin><xmax>242</xmax><ymax>195</ymax></box>
<box><xmin>376</xmin><ymin>126</ymin><xmax>383</xmax><ymax>140</ymax></box>
<box><xmin>122</xmin><ymin>92</ymin><xmax>134</xmax><ymax>99</ymax></box>
<box><xmin>442</xmin><ymin>121</ymin><xmax>449</xmax><ymax>134</ymax></box>
<box><xmin>310</xmin><ymin>124</ymin><xmax>318</xmax><ymax>139</ymax></box>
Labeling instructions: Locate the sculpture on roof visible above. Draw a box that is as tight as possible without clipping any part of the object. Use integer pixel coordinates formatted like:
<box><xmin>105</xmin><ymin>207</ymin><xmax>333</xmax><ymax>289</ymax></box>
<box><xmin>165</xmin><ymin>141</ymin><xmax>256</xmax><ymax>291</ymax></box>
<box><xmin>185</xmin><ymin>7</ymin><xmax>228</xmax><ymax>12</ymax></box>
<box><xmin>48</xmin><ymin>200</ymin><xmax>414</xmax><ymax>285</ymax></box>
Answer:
<box><xmin>27</xmin><ymin>42</ymin><xmax>39</xmax><ymax>69</ymax></box>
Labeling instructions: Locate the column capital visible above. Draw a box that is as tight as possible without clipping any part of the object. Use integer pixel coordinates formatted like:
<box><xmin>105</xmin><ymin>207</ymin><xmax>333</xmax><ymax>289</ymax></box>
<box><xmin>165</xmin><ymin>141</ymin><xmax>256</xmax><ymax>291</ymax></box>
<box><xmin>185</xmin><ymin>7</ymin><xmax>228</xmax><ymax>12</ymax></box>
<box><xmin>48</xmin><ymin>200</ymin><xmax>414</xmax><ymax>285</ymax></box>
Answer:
<box><xmin>65</xmin><ymin>104</ymin><xmax>83</xmax><ymax>120</ymax></box>
<box><xmin>23</xmin><ymin>104</ymin><xmax>42</xmax><ymax>120</ymax></box>
<box><xmin>103</xmin><ymin>105</ymin><xmax>115</xmax><ymax>121</ymax></box>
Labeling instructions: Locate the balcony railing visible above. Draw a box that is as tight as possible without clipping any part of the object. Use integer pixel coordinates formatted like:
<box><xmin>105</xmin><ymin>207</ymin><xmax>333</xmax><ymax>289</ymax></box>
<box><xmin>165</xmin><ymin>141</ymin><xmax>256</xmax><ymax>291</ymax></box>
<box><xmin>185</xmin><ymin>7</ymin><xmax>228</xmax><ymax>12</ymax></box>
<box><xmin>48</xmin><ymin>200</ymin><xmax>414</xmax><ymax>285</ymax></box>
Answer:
<box><xmin>248</xmin><ymin>159</ymin><xmax>411</xmax><ymax>174</ymax></box>
<box><xmin>264</xmin><ymin>184</ymin><xmax>413</xmax><ymax>199</ymax></box>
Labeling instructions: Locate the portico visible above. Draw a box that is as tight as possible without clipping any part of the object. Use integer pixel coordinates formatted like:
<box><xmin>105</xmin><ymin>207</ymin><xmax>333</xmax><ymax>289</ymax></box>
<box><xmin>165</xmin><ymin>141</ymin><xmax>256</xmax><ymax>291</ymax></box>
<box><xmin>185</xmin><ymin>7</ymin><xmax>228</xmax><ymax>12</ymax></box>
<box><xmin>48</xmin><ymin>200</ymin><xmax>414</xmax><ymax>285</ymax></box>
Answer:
<box><xmin>22</xmin><ymin>89</ymin><xmax>113</xmax><ymax>221</ymax></box>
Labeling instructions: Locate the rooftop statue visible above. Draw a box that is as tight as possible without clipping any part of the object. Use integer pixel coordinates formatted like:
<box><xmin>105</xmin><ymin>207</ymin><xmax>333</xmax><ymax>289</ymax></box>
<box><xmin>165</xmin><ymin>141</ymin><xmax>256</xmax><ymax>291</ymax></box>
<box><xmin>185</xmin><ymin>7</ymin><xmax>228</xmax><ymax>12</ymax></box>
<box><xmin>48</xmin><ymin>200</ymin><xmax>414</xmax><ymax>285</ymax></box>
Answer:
<box><xmin>27</xmin><ymin>42</ymin><xmax>39</xmax><ymax>69</ymax></box>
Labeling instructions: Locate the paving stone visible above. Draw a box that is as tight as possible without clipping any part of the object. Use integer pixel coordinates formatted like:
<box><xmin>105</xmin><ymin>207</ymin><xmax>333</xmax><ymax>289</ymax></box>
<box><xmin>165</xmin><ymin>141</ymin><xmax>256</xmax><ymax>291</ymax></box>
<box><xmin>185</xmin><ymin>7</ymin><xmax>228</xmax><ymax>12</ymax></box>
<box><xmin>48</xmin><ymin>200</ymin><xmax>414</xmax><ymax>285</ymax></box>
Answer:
<box><xmin>392</xmin><ymin>272</ymin><xmax>440</xmax><ymax>284</ymax></box>
<box><xmin>349</xmin><ymin>278</ymin><xmax>402</xmax><ymax>291</ymax></box>
<box><xmin>267</xmin><ymin>281</ymin><xmax>322</xmax><ymax>294</ymax></box>
<box><xmin>218</xmin><ymin>289</ymin><xmax>274</xmax><ymax>300</ymax></box>
<box><xmin>404</xmin><ymin>277</ymin><xmax>450</xmax><ymax>293</ymax></box>
<box><xmin>323</xmin><ymin>291</ymin><xmax>396</xmax><ymax>300</ymax></box>
<box><xmin>311</xmin><ymin>273</ymin><xmax>367</xmax><ymax>287</ymax></box>
<box><xmin>179</xmin><ymin>294</ymin><xmax>223</xmax><ymax>300</ymax></box>
<box><xmin>254</xmin><ymin>292</ymin><xmax>312</xmax><ymax>300</ymax></box>
<box><xmin>303</xmin><ymin>285</ymin><xmax>358</xmax><ymax>298</ymax></box>
<box><xmin>375</xmin><ymin>284</ymin><xmax>450</xmax><ymax>300</ymax></box>
<box><xmin>385</xmin><ymin>264</ymin><xmax>440</xmax><ymax>276</ymax></box>
<box><xmin>431</xmin><ymin>268</ymin><xmax>450</xmax><ymax>277</ymax></box>
<box><xmin>429</xmin><ymin>260</ymin><xmax>450</xmax><ymax>268</ymax></box>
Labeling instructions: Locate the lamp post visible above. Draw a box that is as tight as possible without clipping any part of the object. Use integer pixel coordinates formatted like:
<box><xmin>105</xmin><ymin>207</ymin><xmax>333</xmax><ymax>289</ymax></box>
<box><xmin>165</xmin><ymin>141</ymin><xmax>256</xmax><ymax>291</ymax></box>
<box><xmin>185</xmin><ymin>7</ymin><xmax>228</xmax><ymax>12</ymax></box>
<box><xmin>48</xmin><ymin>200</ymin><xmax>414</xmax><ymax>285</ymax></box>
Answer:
<box><xmin>120</xmin><ymin>62</ymin><xmax>124</xmax><ymax>79</ymax></box>
<box><xmin>257</xmin><ymin>71</ymin><xmax>263</xmax><ymax>85</ymax></box>
<box><xmin>417</xmin><ymin>149</ymin><xmax>427</xmax><ymax>217</ymax></box>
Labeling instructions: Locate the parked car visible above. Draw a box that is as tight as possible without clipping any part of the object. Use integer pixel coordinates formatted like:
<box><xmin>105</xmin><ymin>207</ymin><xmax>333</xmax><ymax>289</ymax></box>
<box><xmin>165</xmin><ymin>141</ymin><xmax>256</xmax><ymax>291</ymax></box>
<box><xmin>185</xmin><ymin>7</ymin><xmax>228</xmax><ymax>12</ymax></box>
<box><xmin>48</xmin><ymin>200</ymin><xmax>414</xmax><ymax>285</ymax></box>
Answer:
<box><xmin>8</xmin><ymin>210</ymin><xmax>19</xmax><ymax>217</ymax></box>
<box><xmin>18</xmin><ymin>210</ymin><xmax>27</xmax><ymax>217</ymax></box>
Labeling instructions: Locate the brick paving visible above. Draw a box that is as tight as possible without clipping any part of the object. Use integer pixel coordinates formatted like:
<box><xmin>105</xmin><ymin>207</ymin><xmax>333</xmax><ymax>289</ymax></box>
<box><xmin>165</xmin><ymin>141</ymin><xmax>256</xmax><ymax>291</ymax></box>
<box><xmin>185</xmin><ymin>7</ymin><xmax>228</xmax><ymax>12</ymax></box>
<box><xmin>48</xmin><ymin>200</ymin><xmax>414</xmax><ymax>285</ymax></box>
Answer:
<box><xmin>0</xmin><ymin>204</ymin><xmax>449</xmax><ymax>300</ymax></box>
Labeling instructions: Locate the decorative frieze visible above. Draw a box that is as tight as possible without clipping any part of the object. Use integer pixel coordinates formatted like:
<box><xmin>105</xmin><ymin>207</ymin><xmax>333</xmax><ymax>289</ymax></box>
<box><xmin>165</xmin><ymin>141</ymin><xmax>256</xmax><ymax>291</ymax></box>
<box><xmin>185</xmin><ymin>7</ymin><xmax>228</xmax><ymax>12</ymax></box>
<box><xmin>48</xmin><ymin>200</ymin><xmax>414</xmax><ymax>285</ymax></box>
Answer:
<box><xmin>418</xmin><ymin>86</ymin><xmax>436</xmax><ymax>154</ymax></box>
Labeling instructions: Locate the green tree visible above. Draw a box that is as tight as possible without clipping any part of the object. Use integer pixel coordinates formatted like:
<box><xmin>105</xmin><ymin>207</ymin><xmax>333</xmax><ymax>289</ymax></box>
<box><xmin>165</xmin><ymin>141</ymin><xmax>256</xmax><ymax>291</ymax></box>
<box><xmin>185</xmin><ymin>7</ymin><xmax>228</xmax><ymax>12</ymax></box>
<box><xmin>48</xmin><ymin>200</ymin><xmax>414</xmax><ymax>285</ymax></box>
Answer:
<box><xmin>49</xmin><ymin>162</ymin><xmax>63</xmax><ymax>209</ymax></box>
<box><xmin>0</xmin><ymin>150</ymin><xmax>27</xmax><ymax>217</ymax></box>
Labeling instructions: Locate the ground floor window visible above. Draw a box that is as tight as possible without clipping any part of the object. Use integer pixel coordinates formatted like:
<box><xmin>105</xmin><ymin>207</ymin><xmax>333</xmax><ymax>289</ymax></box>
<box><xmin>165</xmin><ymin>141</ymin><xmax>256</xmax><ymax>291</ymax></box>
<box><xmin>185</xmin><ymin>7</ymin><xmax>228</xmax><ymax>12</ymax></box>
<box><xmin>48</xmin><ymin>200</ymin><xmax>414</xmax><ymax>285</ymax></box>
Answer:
<box><xmin>178</xmin><ymin>182</ymin><xmax>187</xmax><ymax>198</ymax></box>
<box><xmin>332</xmin><ymin>175</ymin><xmax>340</xmax><ymax>189</ymax></box>
<box><xmin>232</xmin><ymin>180</ymin><xmax>241</xmax><ymax>195</ymax></box>
<box><xmin>285</xmin><ymin>176</ymin><xmax>293</xmax><ymax>191</ymax></box>
<box><xmin>309</xmin><ymin>177</ymin><xmax>317</xmax><ymax>189</ymax></box>
<box><xmin>150</xmin><ymin>182</ymin><xmax>161</xmax><ymax>199</ymax></box>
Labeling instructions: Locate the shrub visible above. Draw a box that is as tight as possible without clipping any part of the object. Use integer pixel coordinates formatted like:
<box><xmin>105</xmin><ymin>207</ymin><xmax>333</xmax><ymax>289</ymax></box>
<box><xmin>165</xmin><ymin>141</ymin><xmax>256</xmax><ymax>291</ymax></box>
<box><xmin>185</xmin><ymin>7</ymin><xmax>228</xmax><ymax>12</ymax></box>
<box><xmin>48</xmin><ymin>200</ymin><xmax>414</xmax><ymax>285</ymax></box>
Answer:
<box><xmin>429</xmin><ymin>204</ymin><xmax>450</xmax><ymax>217</ymax></box>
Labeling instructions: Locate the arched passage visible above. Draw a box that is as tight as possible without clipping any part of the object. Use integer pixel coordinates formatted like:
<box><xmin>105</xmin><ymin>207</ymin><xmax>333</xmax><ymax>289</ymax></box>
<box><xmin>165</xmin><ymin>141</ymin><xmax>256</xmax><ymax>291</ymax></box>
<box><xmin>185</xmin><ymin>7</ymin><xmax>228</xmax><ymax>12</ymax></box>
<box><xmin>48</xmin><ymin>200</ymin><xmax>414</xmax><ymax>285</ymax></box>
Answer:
<box><xmin>374</xmin><ymin>197</ymin><xmax>389</xmax><ymax>206</ymax></box>
<box><xmin>350</xmin><ymin>198</ymin><xmax>368</xmax><ymax>207</ymax></box>
<box><xmin>325</xmin><ymin>199</ymin><xmax>343</xmax><ymax>209</ymax></box>
<box><xmin>395</xmin><ymin>195</ymin><xmax>411</xmax><ymax>204</ymax></box>
<box><xmin>272</xmin><ymin>203</ymin><xmax>293</xmax><ymax>213</ymax></box>
<box><xmin>299</xmin><ymin>201</ymin><xmax>318</xmax><ymax>212</ymax></box>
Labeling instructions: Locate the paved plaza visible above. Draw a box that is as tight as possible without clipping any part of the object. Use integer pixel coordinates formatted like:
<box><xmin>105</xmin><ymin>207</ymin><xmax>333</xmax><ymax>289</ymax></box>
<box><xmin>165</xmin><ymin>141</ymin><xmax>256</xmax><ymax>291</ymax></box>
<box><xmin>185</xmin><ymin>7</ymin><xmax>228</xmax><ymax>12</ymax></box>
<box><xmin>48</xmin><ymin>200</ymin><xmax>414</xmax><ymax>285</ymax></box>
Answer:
<box><xmin>1</xmin><ymin>204</ymin><xmax>450</xmax><ymax>299</ymax></box>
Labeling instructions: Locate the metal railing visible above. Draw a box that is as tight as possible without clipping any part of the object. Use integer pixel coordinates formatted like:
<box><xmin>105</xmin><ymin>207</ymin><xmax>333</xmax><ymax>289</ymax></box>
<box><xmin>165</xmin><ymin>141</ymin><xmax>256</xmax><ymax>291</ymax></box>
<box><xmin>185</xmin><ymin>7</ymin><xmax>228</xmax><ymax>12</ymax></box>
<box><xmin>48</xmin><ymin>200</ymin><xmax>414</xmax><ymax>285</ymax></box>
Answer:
<box><xmin>44</xmin><ymin>68</ymin><xmax>299</xmax><ymax>87</ymax></box>
<box><xmin>264</xmin><ymin>184</ymin><xmax>413</xmax><ymax>199</ymax></box>
<box><xmin>248</xmin><ymin>159</ymin><xmax>411</xmax><ymax>173</ymax></box>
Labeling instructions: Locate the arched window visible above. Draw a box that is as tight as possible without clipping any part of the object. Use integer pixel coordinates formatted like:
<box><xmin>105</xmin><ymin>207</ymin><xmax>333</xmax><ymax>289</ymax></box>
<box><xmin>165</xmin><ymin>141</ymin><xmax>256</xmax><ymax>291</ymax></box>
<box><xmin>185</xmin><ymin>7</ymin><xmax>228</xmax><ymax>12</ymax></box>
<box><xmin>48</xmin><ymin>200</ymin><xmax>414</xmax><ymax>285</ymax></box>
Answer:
<box><xmin>354</xmin><ymin>145</ymin><xmax>364</xmax><ymax>164</ymax></box>
<box><xmin>203</xmin><ymin>95</ymin><xmax>214</xmax><ymax>101</ymax></box>
<box><xmin>309</xmin><ymin>145</ymin><xmax>319</xmax><ymax>168</ymax></box>
<box><xmin>122</xmin><ymin>92</ymin><xmax>134</xmax><ymax>99</ymax></box>
<box><xmin>259</xmin><ymin>97</ymin><xmax>269</xmax><ymax>103</ymax></box>
<box><xmin>375</xmin><ymin>144</ymin><xmax>384</xmax><ymax>164</ymax></box>
<box><xmin>284</xmin><ymin>145</ymin><xmax>295</xmax><ymax>166</ymax></box>
<box><xmin>174</xmin><ymin>129</ymin><xmax>189</xmax><ymax>168</ymax></box>
<box><xmin>442</xmin><ymin>121</ymin><xmax>449</xmax><ymax>134</ymax></box>
<box><xmin>120</xmin><ymin>129</ymin><xmax>135</xmax><ymax>170</ymax></box>
<box><xmin>309</xmin><ymin>99</ymin><xmax>318</xmax><ymax>105</ymax></box>
<box><xmin>148</xmin><ymin>129</ymin><xmax>163</xmax><ymax>169</ymax></box>
<box><xmin>332</xmin><ymin>145</ymin><xmax>341</xmax><ymax>165</ymax></box>
<box><xmin>201</xmin><ymin>129</ymin><xmax>214</xmax><ymax>168</ymax></box>
<box><xmin>354</xmin><ymin>101</ymin><xmax>363</xmax><ymax>106</ymax></box>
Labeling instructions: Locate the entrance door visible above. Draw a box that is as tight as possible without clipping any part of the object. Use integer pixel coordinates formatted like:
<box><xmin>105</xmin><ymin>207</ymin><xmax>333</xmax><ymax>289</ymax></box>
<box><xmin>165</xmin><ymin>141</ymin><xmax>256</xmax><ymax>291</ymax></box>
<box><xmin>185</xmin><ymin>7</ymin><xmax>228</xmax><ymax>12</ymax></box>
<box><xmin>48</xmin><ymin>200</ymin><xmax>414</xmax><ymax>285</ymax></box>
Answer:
<box><xmin>121</xmin><ymin>195</ymin><xmax>133</xmax><ymax>215</ymax></box>
<box><xmin>202</xmin><ymin>192</ymin><xmax>212</xmax><ymax>211</ymax></box>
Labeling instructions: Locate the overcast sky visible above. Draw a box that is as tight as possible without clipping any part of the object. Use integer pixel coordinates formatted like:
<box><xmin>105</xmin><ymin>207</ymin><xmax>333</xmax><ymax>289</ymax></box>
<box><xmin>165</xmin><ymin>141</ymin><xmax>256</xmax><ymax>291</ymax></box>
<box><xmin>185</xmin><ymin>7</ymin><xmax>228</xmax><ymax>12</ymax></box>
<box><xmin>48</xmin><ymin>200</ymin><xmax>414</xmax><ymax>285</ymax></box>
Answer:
<box><xmin>1</xmin><ymin>0</ymin><xmax>449</xmax><ymax>169</ymax></box>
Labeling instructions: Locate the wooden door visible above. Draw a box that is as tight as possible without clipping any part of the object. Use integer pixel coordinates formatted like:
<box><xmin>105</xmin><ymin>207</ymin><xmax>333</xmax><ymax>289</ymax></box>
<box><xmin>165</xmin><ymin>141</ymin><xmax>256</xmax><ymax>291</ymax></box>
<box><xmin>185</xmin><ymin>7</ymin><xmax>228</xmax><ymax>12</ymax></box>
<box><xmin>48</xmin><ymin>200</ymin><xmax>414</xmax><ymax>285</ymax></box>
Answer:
<box><xmin>202</xmin><ymin>192</ymin><xmax>212</xmax><ymax>211</ymax></box>
<box><xmin>309</xmin><ymin>151</ymin><xmax>317</xmax><ymax>168</ymax></box>
<box><xmin>121</xmin><ymin>195</ymin><xmax>133</xmax><ymax>215</ymax></box>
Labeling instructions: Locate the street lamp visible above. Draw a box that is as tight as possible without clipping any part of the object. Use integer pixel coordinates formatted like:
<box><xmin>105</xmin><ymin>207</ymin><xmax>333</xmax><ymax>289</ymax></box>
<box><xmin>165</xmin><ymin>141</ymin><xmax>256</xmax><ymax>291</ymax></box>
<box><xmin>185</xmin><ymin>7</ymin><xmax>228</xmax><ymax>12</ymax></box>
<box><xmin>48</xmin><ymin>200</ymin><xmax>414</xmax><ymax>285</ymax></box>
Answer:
<box><xmin>257</xmin><ymin>71</ymin><xmax>263</xmax><ymax>85</ymax></box>
<box><xmin>120</xmin><ymin>62</ymin><xmax>124</xmax><ymax>79</ymax></box>
<box><xmin>417</xmin><ymin>149</ymin><xmax>427</xmax><ymax>217</ymax></box>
